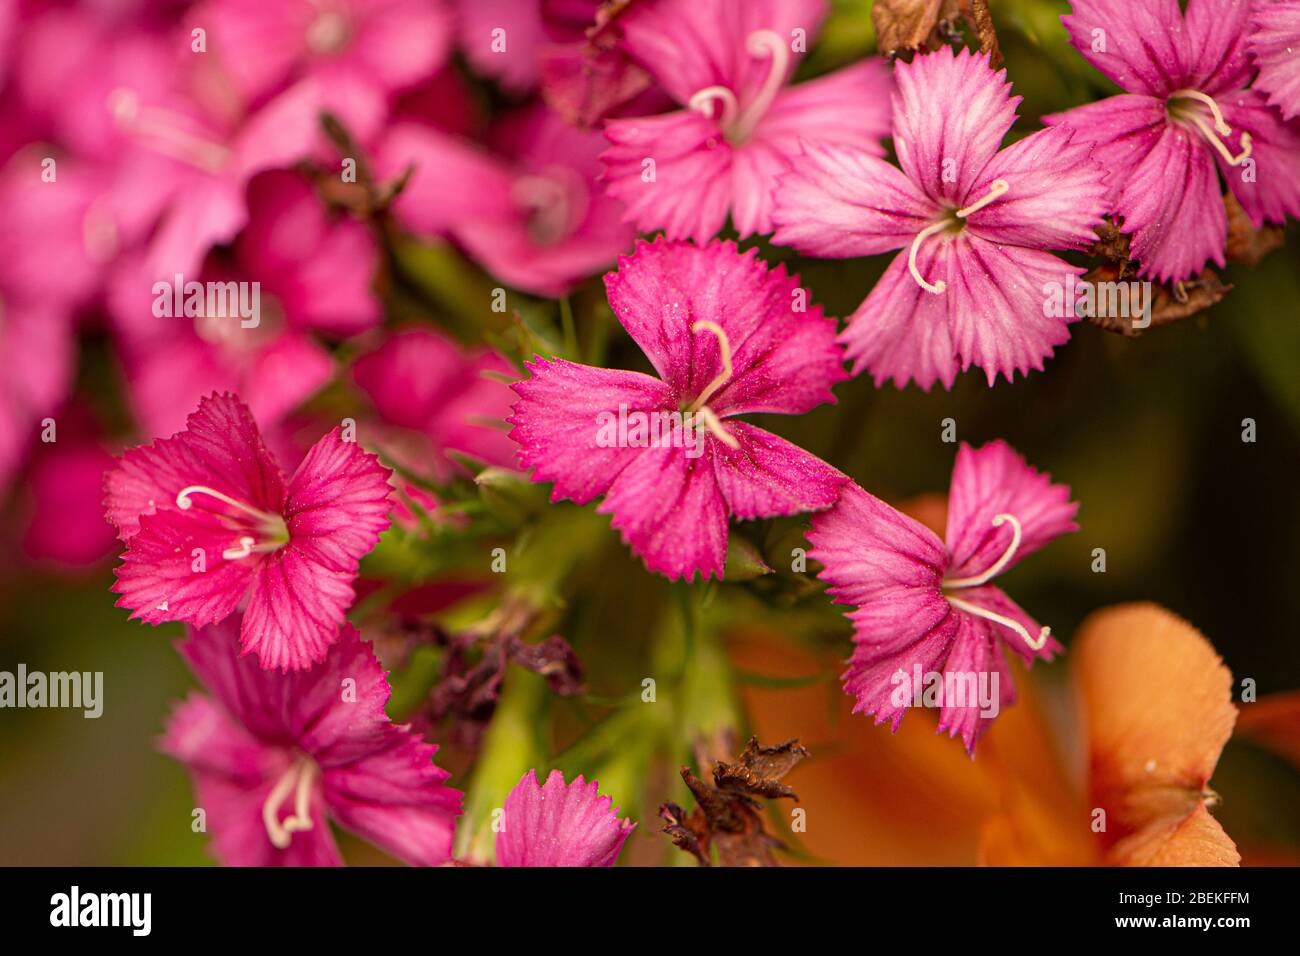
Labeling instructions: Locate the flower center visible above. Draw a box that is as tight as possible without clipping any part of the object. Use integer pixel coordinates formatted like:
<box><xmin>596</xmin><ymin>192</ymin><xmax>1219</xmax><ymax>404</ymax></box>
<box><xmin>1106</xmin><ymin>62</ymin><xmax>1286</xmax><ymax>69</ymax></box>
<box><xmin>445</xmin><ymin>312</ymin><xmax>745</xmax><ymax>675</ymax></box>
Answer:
<box><xmin>175</xmin><ymin>485</ymin><xmax>290</xmax><ymax>560</ymax></box>
<box><xmin>1167</xmin><ymin>89</ymin><xmax>1252</xmax><ymax>167</ymax></box>
<box><xmin>512</xmin><ymin>167</ymin><xmax>588</xmax><ymax>246</ymax></box>
<box><xmin>684</xmin><ymin>320</ymin><xmax>740</xmax><ymax>449</ymax></box>
<box><xmin>108</xmin><ymin>88</ymin><xmax>230</xmax><ymax>174</ymax></box>
<box><xmin>688</xmin><ymin>29</ymin><xmax>790</xmax><ymax>144</ymax></box>
<box><xmin>907</xmin><ymin>179</ymin><xmax>1010</xmax><ymax>295</ymax></box>
<box><xmin>940</xmin><ymin>513</ymin><xmax>1053</xmax><ymax>651</ymax></box>
<box><xmin>262</xmin><ymin>756</ymin><xmax>319</xmax><ymax>850</ymax></box>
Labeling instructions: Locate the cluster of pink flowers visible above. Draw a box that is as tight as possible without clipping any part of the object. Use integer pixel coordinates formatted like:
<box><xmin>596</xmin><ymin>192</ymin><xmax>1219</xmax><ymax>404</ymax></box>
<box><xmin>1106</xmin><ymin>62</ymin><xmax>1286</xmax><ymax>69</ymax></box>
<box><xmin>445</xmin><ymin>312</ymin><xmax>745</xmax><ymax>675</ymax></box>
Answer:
<box><xmin>0</xmin><ymin>0</ymin><xmax>1293</xmax><ymax>863</ymax></box>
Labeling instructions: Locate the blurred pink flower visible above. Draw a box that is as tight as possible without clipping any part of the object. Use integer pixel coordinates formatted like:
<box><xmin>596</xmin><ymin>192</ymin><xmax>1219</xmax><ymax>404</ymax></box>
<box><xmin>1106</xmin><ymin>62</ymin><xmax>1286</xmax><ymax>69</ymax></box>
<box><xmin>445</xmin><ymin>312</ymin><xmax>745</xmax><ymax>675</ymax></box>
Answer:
<box><xmin>378</xmin><ymin>105</ymin><xmax>634</xmax><ymax>295</ymax></box>
<box><xmin>352</xmin><ymin>327</ymin><xmax>518</xmax><ymax>481</ymax></box>
<box><xmin>105</xmin><ymin>393</ymin><xmax>392</xmax><ymax>670</ymax></box>
<box><xmin>509</xmin><ymin>238</ymin><xmax>847</xmax><ymax>582</ymax></box>
<box><xmin>201</xmin><ymin>0</ymin><xmax>452</xmax><ymax>142</ymax></box>
<box><xmin>807</xmin><ymin>441</ymin><xmax>1078</xmax><ymax>754</ymax></box>
<box><xmin>21</xmin><ymin>434</ymin><xmax>117</xmax><ymax>569</ymax></box>
<box><xmin>456</xmin><ymin>0</ymin><xmax>546</xmax><ymax>93</ymax></box>
<box><xmin>774</xmin><ymin>47</ymin><xmax>1109</xmax><ymax>390</ymax></box>
<box><xmin>162</xmin><ymin>617</ymin><xmax>461</xmax><ymax>866</ymax></box>
<box><xmin>601</xmin><ymin>0</ymin><xmax>892</xmax><ymax>242</ymax></box>
<box><xmin>496</xmin><ymin>769</ymin><xmax>635</xmax><ymax>867</ymax></box>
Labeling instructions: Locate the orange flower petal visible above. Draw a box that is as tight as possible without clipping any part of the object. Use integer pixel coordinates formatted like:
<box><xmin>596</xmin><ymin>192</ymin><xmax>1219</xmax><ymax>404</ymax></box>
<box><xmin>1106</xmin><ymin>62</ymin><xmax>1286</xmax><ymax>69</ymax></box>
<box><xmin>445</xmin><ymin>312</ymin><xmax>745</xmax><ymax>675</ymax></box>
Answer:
<box><xmin>1235</xmin><ymin>690</ymin><xmax>1300</xmax><ymax>770</ymax></box>
<box><xmin>1074</xmin><ymin>602</ymin><xmax>1239</xmax><ymax>866</ymax></box>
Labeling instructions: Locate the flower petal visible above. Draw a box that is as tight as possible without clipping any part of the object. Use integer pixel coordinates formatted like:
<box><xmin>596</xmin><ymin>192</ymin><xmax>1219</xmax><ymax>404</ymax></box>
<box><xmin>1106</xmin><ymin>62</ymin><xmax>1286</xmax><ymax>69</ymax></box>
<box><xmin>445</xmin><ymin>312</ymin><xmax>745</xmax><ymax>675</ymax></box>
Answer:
<box><xmin>944</xmin><ymin>440</ymin><xmax>1078</xmax><ymax>580</ymax></box>
<box><xmin>1250</xmin><ymin>0</ymin><xmax>1300</xmax><ymax>120</ymax></box>
<box><xmin>509</xmin><ymin>357</ymin><xmax>675</xmax><ymax>505</ymax></box>
<box><xmin>771</xmin><ymin>142</ymin><xmax>933</xmax><ymax>258</ymax></box>
<box><xmin>496</xmin><ymin>769</ymin><xmax>635</xmax><ymax>867</ymax></box>
<box><xmin>710</xmin><ymin>421</ymin><xmax>845</xmax><ymax>520</ymax></box>
<box><xmin>1219</xmin><ymin>88</ymin><xmax>1300</xmax><ymax>228</ymax></box>
<box><xmin>892</xmin><ymin>47</ymin><xmax>1019</xmax><ymax>205</ymax></box>
<box><xmin>1061</xmin><ymin>0</ymin><xmax>1190</xmax><ymax>96</ymax></box>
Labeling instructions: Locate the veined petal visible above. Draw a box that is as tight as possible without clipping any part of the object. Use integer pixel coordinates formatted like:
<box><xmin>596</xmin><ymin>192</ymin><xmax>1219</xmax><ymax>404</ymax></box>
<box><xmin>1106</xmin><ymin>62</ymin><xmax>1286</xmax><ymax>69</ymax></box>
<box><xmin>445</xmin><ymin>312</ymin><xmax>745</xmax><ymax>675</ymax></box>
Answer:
<box><xmin>771</xmin><ymin>142</ymin><xmax>934</xmax><ymax>258</ymax></box>
<box><xmin>943</xmin><ymin>236</ymin><xmax>1081</xmax><ymax>386</ymax></box>
<box><xmin>710</xmin><ymin>421</ymin><xmax>845</xmax><ymax>520</ymax></box>
<box><xmin>1182</xmin><ymin>0</ymin><xmax>1254</xmax><ymax>95</ymax></box>
<box><xmin>104</xmin><ymin>392</ymin><xmax>286</xmax><ymax>541</ymax></box>
<box><xmin>944</xmin><ymin>440</ymin><xmax>1079</xmax><ymax>581</ymax></box>
<box><xmin>892</xmin><ymin>47</ymin><xmax>1019</xmax><ymax>205</ymax></box>
<box><xmin>597</xmin><ymin>441</ymin><xmax>729</xmax><ymax>582</ymax></box>
<box><xmin>1043</xmin><ymin>95</ymin><xmax>1167</xmax><ymax>205</ymax></box>
<box><xmin>1250</xmin><ymin>0</ymin><xmax>1300</xmax><ymax>120</ymax></box>
<box><xmin>601</xmin><ymin>109</ymin><xmax>734</xmax><ymax>243</ymax></box>
<box><xmin>1219</xmin><ymin>88</ymin><xmax>1300</xmax><ymax>227</ymax></box>
<box><xmin>934</xmin><ymin>614</ymin><xmax>1017</xmax><ymax>755</ymax></box>
<box><xmin>1061</xmin><ymin>0</ymin><xmax>1189</xmax><ymax>96</ymax></box>
<box><xmin>1119</xmin><ymin>123</ymin><xmax>1225</xmax><ymax>282</ymax></box>
<box><xmin>509</xmin><ymin>357</ymin><xmax>675</xmax><ymax>506</ymax></box>
<box><xmin>497</xmin><ymin>769</ymin><xmax>635</xmax><ymax>867</ymax></box>
<box><xmin>965</xmin><ymin>125</ymin><xmax>1109</xmax><ymax>251</ymax></box>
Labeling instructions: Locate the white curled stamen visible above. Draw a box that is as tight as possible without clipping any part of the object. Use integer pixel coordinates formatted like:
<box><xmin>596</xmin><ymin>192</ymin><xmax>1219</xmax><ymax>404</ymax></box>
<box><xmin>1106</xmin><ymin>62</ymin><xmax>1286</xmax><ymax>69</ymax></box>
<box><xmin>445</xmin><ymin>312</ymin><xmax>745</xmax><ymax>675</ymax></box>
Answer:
<box><xmin>907</xmin><ymin>179</ymin><xmax>1010</xmax><ymax>294</ymax></box>
<box><xmin>262</xmin><ymin>758</ymin><xmax>318</xmax><ymax>850</ymax></box>
<box><xmin>1169</xmin><ymin>89</ymin><xmax>1253</xmax><ymax>166</ymax></box>
<box><xmin>175</xmin><ymin>485</ymin><xmax>276</xmax><ymax>523</ymax></box>
<box><xmin>941</xmin><ymin>513</ymin><xmax>1052</xmax><ymax>651</ymax></box>
<box><xmin>684</xmin><ymin>320</ymin><xmax>740</xmax><ymax>449</ymax></box>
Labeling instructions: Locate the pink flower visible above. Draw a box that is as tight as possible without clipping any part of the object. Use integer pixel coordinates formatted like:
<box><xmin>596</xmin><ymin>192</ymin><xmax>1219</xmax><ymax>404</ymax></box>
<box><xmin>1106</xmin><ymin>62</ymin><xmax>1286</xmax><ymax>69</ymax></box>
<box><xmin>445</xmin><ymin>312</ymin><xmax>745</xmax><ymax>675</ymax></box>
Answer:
<box><xmin>353</xmin><ymin>328</ymin><xmax>518</xmax><ymax>481</ymax></box>
<box><xmin>1046</xmin><ymin>0</ymin><xmax>1300</xmax><ymax>282</ymax></box>
<box><xmin>601</xmin><ymin>0</ymin><xmax>892</xmax><ymax>242</ymax></box>
<box><xmin>104</xmin><ymin>393</ymin><xmax>393</xmax><ymax>670</ymax></box>
<box><xmin>377</xmin><ymin>105</ymin><xmax>634</xmax><ymax>296</ymax></box>
<box><xmin>162</xmin><ymin>617</ymin><xmax>462</xmax><ymax>866</ymax></box>
<box><xmin>495</xmin><ymin>769</ymin><xmax>635</xmax><ymax>867</ymax></box>
<box><xmin>22</xmin><ymin>436</ymin><xmax>118</xmax><ymax>569</ymax></box>
<box><xmin>807</xmin><ymin>441</ymin><xmax>1078</xmax><ymax>754</ymax></box>
<box><xmin>202</xmin><ymin>0</ymin><xmax>452</xmax><ymax>142</ymax></box>
<box><xmin>773</xmin><ymin>47</ymin><xmax>1109</xmax><ymax>390</ymax></box>
<box><xmin>509</xmin><ymin>238</ymin><xmax>847</xmax><ymax>582</ymax></box>
<box><xmin>1249</xmin><ymin>0</ymin><xmax>1300</xmax><ymax>121</ymax></box>
<box><xmin>234</xmin><ymin>170</ymin><xmax>382</xmax><ymax>338</ymax></box>
<box><xmin>455</xmin><ymin>0</ymin><xmax>546</xmax><ymax>93</ymax></box>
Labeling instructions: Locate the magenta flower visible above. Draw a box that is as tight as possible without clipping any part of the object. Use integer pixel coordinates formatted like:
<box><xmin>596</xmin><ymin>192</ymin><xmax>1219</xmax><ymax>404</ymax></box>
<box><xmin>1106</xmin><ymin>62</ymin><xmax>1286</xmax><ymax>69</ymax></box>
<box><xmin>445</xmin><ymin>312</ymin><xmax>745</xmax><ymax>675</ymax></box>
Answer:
<box><xmin>509</xmin><ymin>238</ymin><xmax>847</xmax><ymax>582</ymax></box>
<box><xmin>1250</xmin><ymin>0</ymin><xmax>1300</xmax><ymax>121</ymax></box>
<box><xmin>495</xmin><ymin>769</ymin><xmax>635</xmax><ymax>867</ymax></box>
<box><xmin>377</xmin><ymin>105</ymin><xmax>635</xmax><ymax>296</ymax></box>
<box><xmin>1046</xmin><ymin>0</ymin><xmax>1300</xmax><ymax>282</ymax></box>
<box><xmin>772</xmin><ymin>47</ymin><xmax>1109</xmax><ymax>390</ymax></box>
<box><xmin>162</xmin><ymin>617</ymin><xmax>462</xmax><ymax>866</ymax></box>
<box><xmin>203</xmin><ymin>0</ymin><xmax>452</xmax><ymax>142</ymax></box>
<box><xmin>352</xmin><ymin>327</ymin><xmax>519</xmax><ymax>481</ymax></box>
<box><xmin>601</xmin><ymin>0</ymin><xmax>892</xmax><ymax>242</ymax></box>
<box><xmin>807</xmin><ymin>441</ymin><xmax>1078</xmax><ymax>753</ymax></box>
<box><xmin>104</xmin><ymin>393</ymin><xmax>393</xmax><ymax>670</ymax></box>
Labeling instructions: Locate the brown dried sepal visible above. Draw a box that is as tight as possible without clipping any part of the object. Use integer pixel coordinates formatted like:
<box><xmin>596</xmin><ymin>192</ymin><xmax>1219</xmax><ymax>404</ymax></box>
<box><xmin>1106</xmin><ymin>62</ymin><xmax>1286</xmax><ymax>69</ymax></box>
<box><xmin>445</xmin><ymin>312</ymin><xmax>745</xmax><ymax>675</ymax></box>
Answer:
<box><xmin>1224</xmin><ymin>191</ymin><xmax>1285</xmax><ymax>267</ymax></box>
<box><xmin>1082</xmin><ymin>263</ymin><xmax>1231</xmax><ymax>338</ymax></box>
<box><xmin>873</xmin><ymin>0</ymin><xmax>1002</xmax><ymax>67</ymax></box>
<box><xmin>659</xmin><ymin>736</ymin><xmax>808</xmax><ymax>867</ymax></box>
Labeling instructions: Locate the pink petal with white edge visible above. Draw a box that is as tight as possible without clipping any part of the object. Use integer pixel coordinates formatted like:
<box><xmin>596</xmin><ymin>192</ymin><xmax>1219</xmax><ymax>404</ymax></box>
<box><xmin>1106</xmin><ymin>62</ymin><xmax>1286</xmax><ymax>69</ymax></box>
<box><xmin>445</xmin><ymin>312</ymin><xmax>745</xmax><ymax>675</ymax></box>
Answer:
<box><xmin>839</xmin><ymin>241</ymin><xmax>972</xmax><ymax>391</ymax></box>
<box><xmin>509</xmin><ymin>357</ymin><xmax>675</xmax><ymax>506</ymax></box>
<box><xmin>711</xmin><ymin>421</ymin><xmax>844</xmax><ymax>520</ymax></box>
<box><xmin>104</xmin><ymin>392</ymin><xmax>286</xmax><ymax>541</ymax></box>
<box><xmin>601</xmin><ymin>109</ymin><xmax>734</xmax><ymax>243</ymax></box>
<box><xmin>964</xmin><ymin>125</ymin><xmax>1109</xmax><ymax>251</ymax></box>
<box><xmin>1250</xmin><ymin>1</ymin><xmax>1300</xmax><ymax>120</ymax></box>
<box><xmin>772</xmin><ymin>142</ymin><xmax>933</xmax><ymax>258</ymax></box>
<box><xmin>497</xmin><ymin>769</ymin><xmax>635</xmax><ymax>867</ymax></box>
<box><xmin>891</xmin><ymin>47</ymin><xmax>1019</xmax><ymax>205</ymax></box>
<box><xmin>598</xmin><ymin>441</ymin><xmax>729</xmax><ymax>582</ymax></box>
<box><xmin>942</xmin><ymin>236</ymin><xmax>1082</xmax><ymax>386</ymax></box>
<box><xmin>944</xmin><ymin>441</ymin><xmax>1078</xmax><ymax>581</ymax></box>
